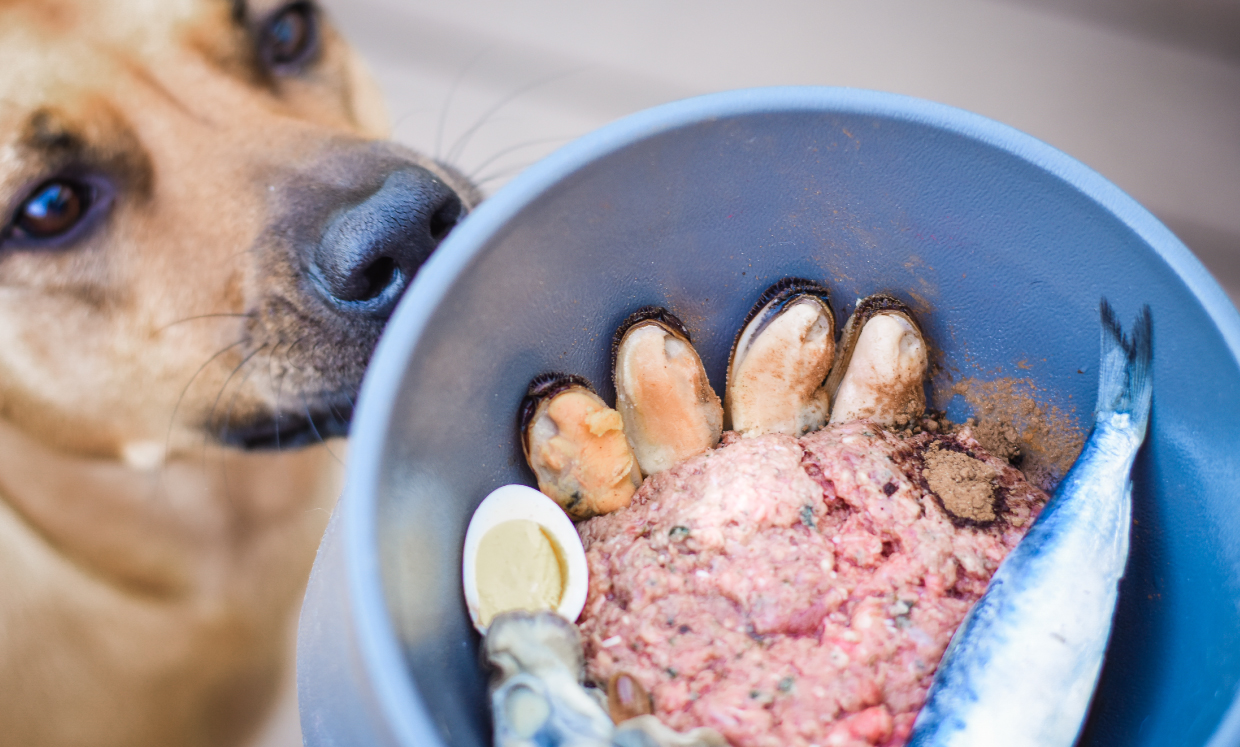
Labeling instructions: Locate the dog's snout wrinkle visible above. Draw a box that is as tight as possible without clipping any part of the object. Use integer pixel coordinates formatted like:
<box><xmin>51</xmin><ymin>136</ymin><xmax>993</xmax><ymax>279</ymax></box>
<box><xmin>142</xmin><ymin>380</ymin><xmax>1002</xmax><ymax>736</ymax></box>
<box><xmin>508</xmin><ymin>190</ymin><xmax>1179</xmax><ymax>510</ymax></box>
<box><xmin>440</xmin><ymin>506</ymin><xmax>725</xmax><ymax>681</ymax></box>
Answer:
<box><xmin>311</xmin><ymin>167</ymin><xmax>462</xmax><ymax>319</ymax></box>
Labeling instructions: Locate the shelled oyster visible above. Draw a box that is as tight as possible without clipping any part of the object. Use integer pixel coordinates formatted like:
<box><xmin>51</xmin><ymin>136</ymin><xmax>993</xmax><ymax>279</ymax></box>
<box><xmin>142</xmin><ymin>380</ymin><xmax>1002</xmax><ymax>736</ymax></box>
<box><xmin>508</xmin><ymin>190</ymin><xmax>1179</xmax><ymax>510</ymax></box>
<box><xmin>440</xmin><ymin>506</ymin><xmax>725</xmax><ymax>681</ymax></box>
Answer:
<box><xmin>484</xmin><ymin>611</ymin><xmax>726</xmax><ymax>747</ymax></box>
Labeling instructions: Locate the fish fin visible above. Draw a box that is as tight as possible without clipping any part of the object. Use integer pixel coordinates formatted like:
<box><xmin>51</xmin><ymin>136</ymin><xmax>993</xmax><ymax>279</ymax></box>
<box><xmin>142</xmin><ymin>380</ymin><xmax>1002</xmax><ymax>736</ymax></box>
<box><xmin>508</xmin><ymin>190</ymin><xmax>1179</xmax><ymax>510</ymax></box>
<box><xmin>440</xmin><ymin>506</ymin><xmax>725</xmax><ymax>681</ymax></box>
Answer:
<box><xmin>1096</xmin><ymin>299</ymin><xmax>1153</xmax><ymax>430</ymax></box>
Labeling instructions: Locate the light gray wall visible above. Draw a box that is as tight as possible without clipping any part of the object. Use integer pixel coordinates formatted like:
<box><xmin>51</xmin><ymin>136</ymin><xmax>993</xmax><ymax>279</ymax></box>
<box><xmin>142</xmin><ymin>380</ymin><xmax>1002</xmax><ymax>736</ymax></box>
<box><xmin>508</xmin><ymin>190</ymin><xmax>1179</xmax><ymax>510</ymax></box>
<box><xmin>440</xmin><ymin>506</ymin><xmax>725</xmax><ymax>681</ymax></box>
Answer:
<box><xmin>320</xmin><ymin>0</ymin><xmax>1240</xmax><ymax>304</ymax></box>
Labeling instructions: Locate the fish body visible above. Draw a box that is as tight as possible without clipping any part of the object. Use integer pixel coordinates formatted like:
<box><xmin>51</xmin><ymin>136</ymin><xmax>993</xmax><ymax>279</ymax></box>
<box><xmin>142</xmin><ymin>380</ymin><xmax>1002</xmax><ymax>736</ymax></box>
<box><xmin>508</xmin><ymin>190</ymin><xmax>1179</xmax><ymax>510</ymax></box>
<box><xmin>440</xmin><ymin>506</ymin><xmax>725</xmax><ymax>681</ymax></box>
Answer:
<box><xmin>909</xmin><ymin>301</ymin><xmax>1153</xmax><ymax>747</ymax></box>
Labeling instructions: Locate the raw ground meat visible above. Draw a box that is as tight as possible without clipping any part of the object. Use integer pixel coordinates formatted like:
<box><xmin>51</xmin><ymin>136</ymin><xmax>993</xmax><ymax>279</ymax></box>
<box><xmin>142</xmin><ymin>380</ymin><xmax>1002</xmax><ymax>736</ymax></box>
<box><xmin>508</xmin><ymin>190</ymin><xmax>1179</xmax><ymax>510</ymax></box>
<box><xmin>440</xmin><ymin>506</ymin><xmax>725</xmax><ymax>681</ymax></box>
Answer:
<box><xmin>576</xmin><ymin>421</ymin><xmax>1048</xmax><ymax>747</ymax></box>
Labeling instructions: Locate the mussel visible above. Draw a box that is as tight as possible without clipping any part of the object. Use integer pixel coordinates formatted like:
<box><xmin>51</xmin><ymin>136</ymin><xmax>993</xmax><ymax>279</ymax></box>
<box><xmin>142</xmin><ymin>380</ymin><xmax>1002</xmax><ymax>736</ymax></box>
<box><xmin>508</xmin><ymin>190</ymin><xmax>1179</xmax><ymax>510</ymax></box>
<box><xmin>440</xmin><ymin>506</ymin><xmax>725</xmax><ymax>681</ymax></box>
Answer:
<box><xmin>725</xmin><ymin>278</ymin><xmax>836</xmax><ymax>437</ymax></box>
<box><xmin>520</xmin><ymin>373</ymin><xmax>642</xmax><ymax>520</ymax></box>
<box><xmin>612</xmin><ymin>308</ymin><xmax>723</xmax><ymax>475</ymax></box>
<box><xmin>824</xmin><ymin>294</ymin><xmax>928</xmax><ymax>426</ymax></box>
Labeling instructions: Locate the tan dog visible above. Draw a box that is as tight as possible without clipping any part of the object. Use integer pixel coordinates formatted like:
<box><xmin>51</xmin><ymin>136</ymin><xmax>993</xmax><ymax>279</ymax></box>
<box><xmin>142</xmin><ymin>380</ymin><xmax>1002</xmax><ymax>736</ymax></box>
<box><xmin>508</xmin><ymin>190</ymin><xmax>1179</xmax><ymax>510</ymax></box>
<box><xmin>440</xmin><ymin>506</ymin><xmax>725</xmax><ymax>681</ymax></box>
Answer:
<box><xmin>0</xmin><ymin>1</ymin><xmax>478</xmax><ymax>745</ymax></box>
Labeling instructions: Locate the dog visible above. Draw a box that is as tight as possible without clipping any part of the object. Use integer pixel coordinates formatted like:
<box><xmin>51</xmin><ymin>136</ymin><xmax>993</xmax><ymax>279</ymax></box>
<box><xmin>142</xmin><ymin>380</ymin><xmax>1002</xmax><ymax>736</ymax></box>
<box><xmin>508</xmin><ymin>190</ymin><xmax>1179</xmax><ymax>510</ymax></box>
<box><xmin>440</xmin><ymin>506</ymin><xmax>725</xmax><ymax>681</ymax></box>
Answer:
<box><xmin>0</xmin><ymin>1</ymin><xmax>479</xmax><ymax>744</ymax></box>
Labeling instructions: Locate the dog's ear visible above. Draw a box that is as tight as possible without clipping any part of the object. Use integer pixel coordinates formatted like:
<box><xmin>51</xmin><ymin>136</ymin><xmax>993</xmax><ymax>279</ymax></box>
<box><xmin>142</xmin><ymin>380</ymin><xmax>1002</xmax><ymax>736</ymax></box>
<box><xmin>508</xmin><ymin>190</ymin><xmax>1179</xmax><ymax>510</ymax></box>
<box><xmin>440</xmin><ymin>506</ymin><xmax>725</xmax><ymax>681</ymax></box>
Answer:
<box><xmin>341</xmin><ymin>45</ymin><xmax>390</xmax><ymax>139</ymax></box>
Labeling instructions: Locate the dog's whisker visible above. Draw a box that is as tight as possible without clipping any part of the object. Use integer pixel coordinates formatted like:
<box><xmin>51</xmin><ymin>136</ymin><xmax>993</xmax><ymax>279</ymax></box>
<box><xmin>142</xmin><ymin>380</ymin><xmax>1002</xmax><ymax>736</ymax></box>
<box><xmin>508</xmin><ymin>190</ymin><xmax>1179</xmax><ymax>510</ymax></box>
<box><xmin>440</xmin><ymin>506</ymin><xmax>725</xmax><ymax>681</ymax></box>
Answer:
<box><xmin>267</xmin><ymin>339</ymin><xmax>290</xmax><ymax>453</ymax></box>
<box><xmin>154</xmin><ymin>312</ymin><xmax>253</xmax><ymax>335</ymax></box>
<box><xmin>161</xmin><ymin>338</ymin><xmax>248</xmax><ymax>471</ymax></box>
<box><xmin>473</xmin><ymin>160</ymin><xmax>544</xmax><ymax>188</ymax></box>
<box><xmin>436</xmin><ymin>44</ymin><xmax>498</xmax><ymax>161</ymax></box>
<box><xmin>194</xmin><ymin>343</ymin><xmax>266</xmax><ymax>512</ymax></box>
<box><xmin>388</xmin><ymin>106</ymin><xmax>437</xmax><ymax>141</ymax></box>
<box><xmin>466</xmin><ymin>135</ymin><xmax>576</xmax><ymax>180</ymax></box>
<box><xmin>445</xmin><ymin>65</ymin><xmax>588</xmax><ymax>166</ymax></box>
<box><xmin>300</xmin><ymin>394</ymin><xmax>344</xmax><ymax>467</ymax></box>
<box><xmin>202</xmin><ymin>343</ymin><xmax>269</xmax><ymax>455</ymax></box>
<box><xmin>282</xmin><ymin>332</ymin><xmax>312</xmax><ymax>366</ymax></box>
<box><xmin>324</xmin><ymin>396</ymin><xmax>355</xmax><ymax>439</ymax></box>
<box><xmin>273</xmin><ymin>333</ymin><xmax>311</xmax><ymax>452</ymax></box>
<box><xmin>217</xmin><ymin>344</ymin><xmax>271</xmax><ymax>499</ymax></box>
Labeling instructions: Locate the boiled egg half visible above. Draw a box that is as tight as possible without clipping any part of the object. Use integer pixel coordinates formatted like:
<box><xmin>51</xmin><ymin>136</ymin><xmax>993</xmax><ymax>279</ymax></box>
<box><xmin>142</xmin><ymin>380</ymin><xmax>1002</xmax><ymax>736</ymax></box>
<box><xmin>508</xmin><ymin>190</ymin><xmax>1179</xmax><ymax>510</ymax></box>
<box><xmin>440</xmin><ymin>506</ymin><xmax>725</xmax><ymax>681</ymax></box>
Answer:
<box><xmin>462</xmin><ymin>484</ymin><xmax>588</xmax><ymax>635</ymax></box>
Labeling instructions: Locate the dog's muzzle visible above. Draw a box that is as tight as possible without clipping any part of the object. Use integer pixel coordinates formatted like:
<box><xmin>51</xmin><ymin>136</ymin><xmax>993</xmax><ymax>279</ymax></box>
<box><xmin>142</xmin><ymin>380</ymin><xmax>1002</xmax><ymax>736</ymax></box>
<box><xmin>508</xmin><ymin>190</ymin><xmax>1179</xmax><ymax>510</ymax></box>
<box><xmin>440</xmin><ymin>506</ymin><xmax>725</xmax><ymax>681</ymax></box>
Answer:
<box><xmin>217</xmin><ymin>161</ymin><xmax>469</xmax><ymax>451</ymax></box>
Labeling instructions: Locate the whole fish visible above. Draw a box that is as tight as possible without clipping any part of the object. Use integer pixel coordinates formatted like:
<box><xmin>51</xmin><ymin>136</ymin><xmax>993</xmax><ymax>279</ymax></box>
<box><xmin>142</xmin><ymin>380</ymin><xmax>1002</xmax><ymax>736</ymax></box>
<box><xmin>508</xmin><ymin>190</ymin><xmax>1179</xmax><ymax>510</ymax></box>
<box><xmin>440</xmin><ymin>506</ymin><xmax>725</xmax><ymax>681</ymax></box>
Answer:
<box><xmin>909</xmin><ymin>299</ymin><xmax>1153</xmax><ymax>747</ymax></box>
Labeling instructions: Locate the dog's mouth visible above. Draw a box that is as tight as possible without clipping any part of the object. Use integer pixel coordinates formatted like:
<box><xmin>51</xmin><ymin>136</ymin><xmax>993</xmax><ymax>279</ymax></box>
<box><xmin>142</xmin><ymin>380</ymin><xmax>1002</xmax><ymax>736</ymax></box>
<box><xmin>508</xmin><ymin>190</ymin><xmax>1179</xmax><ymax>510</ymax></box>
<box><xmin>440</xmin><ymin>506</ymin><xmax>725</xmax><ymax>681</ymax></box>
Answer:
<box><xmin>216</xmin><ymin>398</ymin><xmax>355</xmax><ymax>450</ymax></box>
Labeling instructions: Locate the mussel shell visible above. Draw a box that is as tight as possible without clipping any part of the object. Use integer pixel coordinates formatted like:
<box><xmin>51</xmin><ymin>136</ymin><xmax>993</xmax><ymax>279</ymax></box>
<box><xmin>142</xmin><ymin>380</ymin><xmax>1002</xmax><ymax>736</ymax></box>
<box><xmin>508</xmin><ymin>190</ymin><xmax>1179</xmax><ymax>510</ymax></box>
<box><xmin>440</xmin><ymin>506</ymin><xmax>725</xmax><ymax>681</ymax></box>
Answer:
<box><xmin>823</xmin><ymin>293</ymin><xmax>922</xmax><ymax>400</ymax></box>
<box><xmin>730</xmin><ymin>278</ymin><xmax>834</xmax><ymax>352</ymax></box>
<box><xmin>611</xmin><ymin>306</ymin><xmax>694</xmax><ymax>372</ymax></box>
<box><xmin>518</xmin><ymin>372</ymin><xmax>597</xmax><ymax>464</ymax></box>
<box><xmin>726</xmin><ymin>277</ymin><xmax>835</xmax><ymax>388</ymax></box>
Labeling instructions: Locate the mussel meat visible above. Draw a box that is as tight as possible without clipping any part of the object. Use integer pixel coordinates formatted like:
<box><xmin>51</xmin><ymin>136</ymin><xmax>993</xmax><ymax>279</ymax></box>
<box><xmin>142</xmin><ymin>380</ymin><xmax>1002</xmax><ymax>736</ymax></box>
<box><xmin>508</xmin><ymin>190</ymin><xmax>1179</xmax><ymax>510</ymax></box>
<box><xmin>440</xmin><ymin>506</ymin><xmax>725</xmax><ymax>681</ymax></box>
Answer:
<box><xmin>612</xmin><ymin>308</ymin><xmax>723</xmax><ymax>475</ymax></box>
<box><xmin>520</xmin><ymin>373</ymin><xmax>642</xmax><ymax>520</ymax></box>
<box><xmin>824</xmin><ymin>294</ymin><xmax>928</xmax><ymax>426</ymax></box>
<box><xmin>725</xmin><ymin>278</ymin><xmax>836</xmax><ymax>437</ymax></box>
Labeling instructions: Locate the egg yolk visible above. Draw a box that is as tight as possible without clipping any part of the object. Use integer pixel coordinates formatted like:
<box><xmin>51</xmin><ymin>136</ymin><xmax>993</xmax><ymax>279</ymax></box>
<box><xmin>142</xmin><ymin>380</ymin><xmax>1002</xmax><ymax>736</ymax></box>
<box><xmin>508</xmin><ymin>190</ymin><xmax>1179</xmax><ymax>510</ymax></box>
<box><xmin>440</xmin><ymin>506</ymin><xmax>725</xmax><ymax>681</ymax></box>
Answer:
<box><xmin>475</xmin><ymin>520</ymin><xmax>565</xmax><ymax>626</ymax></box>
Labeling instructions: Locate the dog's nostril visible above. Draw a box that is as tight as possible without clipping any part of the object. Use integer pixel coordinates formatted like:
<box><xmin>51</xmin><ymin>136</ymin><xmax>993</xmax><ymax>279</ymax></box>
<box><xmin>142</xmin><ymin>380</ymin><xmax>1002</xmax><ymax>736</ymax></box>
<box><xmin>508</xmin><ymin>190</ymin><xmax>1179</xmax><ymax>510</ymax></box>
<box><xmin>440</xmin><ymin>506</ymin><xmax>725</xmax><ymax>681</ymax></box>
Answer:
<box><xmin>359</xmin><ymin>256</ymin><xmax>399</xmax><ymax>302</ymax></box>
<box><xmin>429</xmin><ymin>198</ymin><xmax>461</xmax><ymax>243</ymax></box>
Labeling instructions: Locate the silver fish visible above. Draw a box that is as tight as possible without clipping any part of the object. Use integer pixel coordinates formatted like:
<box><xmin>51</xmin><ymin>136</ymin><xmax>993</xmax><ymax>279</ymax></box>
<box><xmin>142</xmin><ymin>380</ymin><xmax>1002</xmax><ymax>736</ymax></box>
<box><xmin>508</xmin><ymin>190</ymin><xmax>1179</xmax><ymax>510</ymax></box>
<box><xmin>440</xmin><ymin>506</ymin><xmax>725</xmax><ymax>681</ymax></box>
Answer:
<box><xmin>909</xmin><ymin>299</ymin><xmax>1153</xmax><ymax>747</ymax></box>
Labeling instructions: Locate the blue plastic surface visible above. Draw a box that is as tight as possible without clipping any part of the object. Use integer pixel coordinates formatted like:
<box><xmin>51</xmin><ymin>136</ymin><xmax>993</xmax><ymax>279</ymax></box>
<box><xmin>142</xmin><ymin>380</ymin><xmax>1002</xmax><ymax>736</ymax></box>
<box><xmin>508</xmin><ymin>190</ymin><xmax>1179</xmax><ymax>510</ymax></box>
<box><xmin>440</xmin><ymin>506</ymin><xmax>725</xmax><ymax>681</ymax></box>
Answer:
<box><xmin>298</xmin><ymin>87</ymin><xmax>1240</xmax><ymax>747</ymax></box>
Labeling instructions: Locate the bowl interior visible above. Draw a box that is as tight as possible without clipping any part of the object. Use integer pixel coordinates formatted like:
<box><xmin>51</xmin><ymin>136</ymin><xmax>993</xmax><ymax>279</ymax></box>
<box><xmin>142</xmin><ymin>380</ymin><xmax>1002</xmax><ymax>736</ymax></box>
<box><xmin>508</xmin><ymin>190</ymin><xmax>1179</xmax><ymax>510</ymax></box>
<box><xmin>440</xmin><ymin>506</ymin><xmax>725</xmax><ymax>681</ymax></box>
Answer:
<box><xmin>359</xmin><ymin>89</ymin><xmax>1240</xmax><ymax>747</ymax></box>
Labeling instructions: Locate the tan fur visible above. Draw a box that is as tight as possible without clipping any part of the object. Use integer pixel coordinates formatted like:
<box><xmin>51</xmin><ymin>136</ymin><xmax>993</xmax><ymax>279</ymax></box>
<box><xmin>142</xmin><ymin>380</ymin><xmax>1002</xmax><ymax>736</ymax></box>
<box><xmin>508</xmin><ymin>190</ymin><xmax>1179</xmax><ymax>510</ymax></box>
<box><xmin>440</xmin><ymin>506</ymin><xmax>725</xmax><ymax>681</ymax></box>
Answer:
<box><xmin>0</xmin><ymin>1</ymin><xmax>473</xmax><ymax>744</ymax></box>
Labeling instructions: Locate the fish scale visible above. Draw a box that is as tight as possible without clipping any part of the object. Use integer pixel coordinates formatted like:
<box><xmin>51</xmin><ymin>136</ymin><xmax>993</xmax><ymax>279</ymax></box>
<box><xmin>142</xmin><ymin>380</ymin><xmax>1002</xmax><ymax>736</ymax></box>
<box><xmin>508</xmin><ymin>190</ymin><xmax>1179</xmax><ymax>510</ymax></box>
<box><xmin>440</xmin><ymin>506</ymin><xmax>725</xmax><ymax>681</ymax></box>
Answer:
<box><xmin>909</xmin><ymin>300</ymin><xmax>1153</xmax><ymax>747</ymax></box>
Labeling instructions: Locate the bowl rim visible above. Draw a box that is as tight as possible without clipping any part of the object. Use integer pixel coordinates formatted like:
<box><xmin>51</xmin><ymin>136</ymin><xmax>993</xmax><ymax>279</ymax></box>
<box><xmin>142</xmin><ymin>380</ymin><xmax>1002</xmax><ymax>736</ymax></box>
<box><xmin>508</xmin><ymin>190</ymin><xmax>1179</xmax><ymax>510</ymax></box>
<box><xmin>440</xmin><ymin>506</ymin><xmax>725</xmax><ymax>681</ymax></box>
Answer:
<box><xmin>337</xmin><ymin>85</ymin><xmax>1240</xmax><ymax>746</ymax></box>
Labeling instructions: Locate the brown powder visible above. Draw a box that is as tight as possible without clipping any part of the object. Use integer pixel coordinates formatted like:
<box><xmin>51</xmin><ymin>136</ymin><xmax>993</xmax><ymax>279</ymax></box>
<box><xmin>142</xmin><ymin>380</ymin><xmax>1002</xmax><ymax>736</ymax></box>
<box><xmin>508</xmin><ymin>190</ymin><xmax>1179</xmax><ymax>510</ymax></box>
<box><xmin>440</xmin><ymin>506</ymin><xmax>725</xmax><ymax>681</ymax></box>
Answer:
<box><xmin>942</xmin><ymin>378</ymin><xmax>1084</xmax><ymax>493</ymax></box>
<box><xmin>922</xmin><ymin>444</ymin><xmax>999</xmax><ymax>522</ymax></box>
<box><xmin>971</xmin><ymin>418</ymin><xmax>1021</xmax><ymax>462</ymax></box>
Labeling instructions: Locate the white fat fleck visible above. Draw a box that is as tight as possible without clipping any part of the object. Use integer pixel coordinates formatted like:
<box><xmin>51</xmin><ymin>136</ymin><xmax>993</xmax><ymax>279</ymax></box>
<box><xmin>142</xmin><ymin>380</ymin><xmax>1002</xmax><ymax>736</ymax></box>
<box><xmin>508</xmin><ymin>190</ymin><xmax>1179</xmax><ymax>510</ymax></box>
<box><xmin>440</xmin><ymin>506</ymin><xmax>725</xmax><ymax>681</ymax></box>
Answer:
<box><xmin>122</xmin><ymin>440</ymin><xmax>166</xmax><ymax>471</ymax></box>
<box><xmin>600</xmin><ymin>636</ymin><xmax>623</xmax><ymax>648</ymax></box>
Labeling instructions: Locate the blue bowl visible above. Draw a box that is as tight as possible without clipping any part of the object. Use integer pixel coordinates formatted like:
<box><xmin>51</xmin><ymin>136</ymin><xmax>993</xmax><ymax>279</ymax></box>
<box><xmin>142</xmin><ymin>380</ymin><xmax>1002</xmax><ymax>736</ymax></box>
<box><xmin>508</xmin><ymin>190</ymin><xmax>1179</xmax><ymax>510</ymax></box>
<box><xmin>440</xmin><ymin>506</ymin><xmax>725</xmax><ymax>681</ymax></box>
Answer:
<box><xmin>297</xmin><ymin>87</ymin><xmax>1240</xmax><ymax>747</ymax></box>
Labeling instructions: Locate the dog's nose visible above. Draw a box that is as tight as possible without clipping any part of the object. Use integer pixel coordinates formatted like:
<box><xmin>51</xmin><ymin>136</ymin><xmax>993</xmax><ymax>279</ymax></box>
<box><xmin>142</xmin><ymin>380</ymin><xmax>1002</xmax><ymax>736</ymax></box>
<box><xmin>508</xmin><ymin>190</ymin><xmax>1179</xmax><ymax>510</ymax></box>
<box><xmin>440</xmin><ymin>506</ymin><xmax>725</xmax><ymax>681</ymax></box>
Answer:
<box><xmin>312</xmin><ymin>167</ymin><xmax>462</xmax><ymax>318</ymax></box>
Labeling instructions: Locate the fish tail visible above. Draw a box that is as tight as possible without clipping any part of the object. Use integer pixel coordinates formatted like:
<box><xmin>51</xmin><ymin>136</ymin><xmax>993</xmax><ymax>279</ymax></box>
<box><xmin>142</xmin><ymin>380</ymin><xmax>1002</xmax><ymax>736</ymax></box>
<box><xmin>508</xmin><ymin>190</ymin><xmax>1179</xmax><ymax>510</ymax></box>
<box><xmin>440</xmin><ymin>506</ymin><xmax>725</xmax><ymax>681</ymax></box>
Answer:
<box><xmin>1096</xmin><ymin>299</ymin><xmax>1153</xmax><ymax>430</ymax></box>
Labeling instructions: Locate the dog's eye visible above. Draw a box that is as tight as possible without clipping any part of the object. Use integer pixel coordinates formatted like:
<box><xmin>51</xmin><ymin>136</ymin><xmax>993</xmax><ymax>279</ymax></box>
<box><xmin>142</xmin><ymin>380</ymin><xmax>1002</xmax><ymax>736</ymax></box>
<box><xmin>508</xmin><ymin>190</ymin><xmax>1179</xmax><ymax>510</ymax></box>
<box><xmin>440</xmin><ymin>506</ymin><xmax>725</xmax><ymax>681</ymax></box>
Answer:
<box><xmin>13</xmin><ymin>180</ymin><xmax>91</xmax><ymax>240</ymax></box>
<box><xmin>263</xmin><ymin>2</ymin><xmax>319</xmax><ymax>71</ymax></box>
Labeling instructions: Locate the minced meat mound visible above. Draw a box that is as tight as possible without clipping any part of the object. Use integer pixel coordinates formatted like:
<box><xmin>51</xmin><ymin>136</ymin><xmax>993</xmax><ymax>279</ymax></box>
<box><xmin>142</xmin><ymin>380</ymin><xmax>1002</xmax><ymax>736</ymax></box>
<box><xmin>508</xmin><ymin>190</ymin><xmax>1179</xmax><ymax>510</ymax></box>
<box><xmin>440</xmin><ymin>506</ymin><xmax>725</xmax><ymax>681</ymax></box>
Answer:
<box><xmin>576</xmin><ymin>421</ymin><xmax>1047</xmax><ymax>747</ymax></box>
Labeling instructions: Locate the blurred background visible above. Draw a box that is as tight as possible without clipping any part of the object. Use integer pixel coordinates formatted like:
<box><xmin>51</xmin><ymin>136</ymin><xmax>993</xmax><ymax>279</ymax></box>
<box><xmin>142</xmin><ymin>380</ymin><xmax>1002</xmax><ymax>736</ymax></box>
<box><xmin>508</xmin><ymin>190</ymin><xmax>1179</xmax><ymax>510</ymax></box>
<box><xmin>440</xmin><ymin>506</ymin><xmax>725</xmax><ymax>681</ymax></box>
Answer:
<box><xmin>318</xmin><ymin>0</ymin><xmax>1240</xmax><ymax>305</ymax></box>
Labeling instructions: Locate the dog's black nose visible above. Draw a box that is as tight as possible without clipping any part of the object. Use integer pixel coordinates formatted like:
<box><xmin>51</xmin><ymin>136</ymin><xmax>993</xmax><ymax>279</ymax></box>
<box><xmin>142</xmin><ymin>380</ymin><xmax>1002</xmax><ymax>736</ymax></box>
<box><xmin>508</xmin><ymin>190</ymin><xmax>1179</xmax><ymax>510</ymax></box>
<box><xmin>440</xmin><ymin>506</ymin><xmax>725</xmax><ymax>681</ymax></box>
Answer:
<box><xmin>312</xmin><ymin>167</ymin><xmax>462</xmax><ymax>318</ymax></box>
